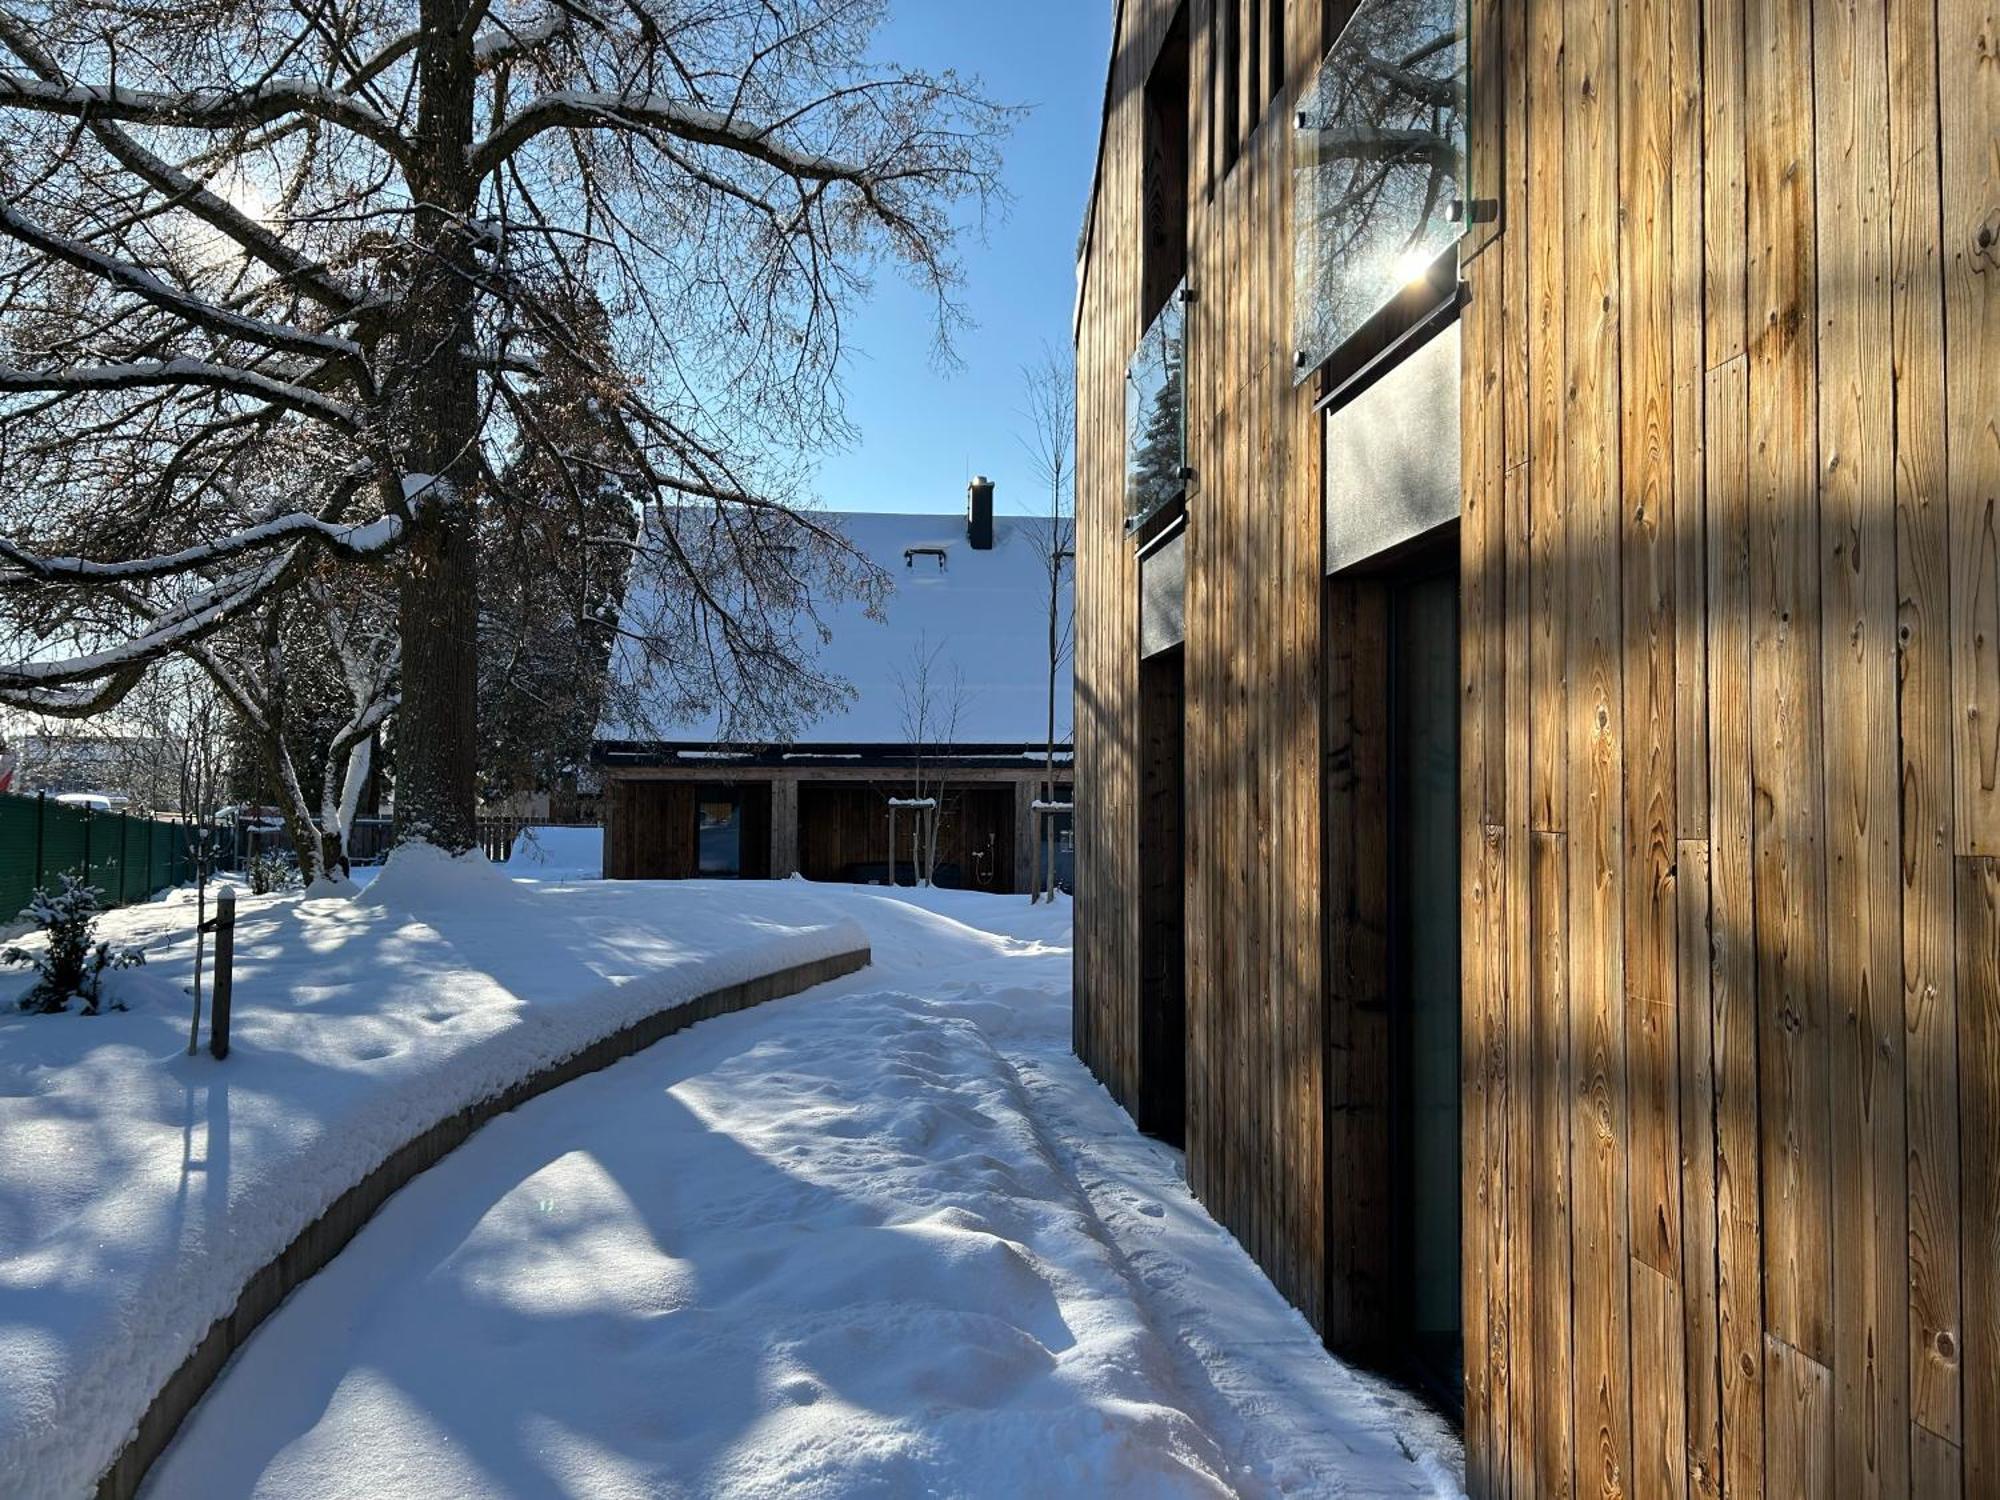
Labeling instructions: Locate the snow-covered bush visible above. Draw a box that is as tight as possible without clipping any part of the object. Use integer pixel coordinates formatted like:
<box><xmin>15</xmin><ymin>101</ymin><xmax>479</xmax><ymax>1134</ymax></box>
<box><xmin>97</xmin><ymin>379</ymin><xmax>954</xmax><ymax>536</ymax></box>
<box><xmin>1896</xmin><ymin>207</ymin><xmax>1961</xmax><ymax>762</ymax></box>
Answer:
<box><xmin>2</xmin><ymin>874</ymin><xmax>146</xmax><ymax>1015</ymax></box>
<box><xmin>248</xmin><ymin>851</ymin><xmax>301</xmax><ymax>896</ymax></box>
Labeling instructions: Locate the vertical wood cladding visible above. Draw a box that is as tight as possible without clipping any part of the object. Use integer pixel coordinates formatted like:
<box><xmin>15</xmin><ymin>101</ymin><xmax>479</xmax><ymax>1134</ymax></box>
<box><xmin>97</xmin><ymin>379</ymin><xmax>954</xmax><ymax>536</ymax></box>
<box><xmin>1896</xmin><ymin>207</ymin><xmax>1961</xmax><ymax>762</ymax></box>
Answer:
<box><xmin>1074</xmin><ymin>0</ymin><xmax>1332</xmax><ymax>1324</ymax></box>
<box><xmin>1074</xmin><ymin>0</ymin><xmax>1999</xmax><ymax>1494</ymax></box>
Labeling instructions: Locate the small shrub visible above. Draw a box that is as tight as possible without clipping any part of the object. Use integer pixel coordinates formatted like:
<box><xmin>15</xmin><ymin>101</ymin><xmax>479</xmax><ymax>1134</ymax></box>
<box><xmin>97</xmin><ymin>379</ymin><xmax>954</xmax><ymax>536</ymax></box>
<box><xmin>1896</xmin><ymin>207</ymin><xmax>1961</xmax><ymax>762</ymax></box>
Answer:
<box><xmin>3</xmin><ymin>873</ymin><xmax>146</xmax><ymax>1015</ymax></box>
<box><xmin>248</xmin><ymin>850</ymin><xmax>300</xmax><ymax>895</ymax></box>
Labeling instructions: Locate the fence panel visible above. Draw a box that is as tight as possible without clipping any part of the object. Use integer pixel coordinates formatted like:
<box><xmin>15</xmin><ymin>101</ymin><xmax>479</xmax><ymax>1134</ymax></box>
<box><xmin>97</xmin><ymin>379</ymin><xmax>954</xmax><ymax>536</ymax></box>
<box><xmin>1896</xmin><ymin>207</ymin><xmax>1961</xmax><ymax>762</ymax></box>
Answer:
<box><xmin>37</xmin><ymin>804</ymin><xmax>87</xmax><ymax>904</ymax></box>
<box><xmin>0</xmin><ymin>795</ymin><xmax>40</xmax><ymax>920</ymax></box>
<box><xmin>0</xmin><ymin>793</ymin><xmax>225</xmax><ymax>920</ymax></box>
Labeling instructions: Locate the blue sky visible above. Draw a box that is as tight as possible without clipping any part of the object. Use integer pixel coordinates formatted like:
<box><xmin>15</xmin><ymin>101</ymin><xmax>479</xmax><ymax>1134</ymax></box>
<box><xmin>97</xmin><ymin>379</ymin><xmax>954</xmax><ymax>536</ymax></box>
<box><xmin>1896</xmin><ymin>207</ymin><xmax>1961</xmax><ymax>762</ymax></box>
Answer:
<box><xmin>814</xmin><ymin>2</ymin><xmax>1112</xmax><ymax>518</ymax></box>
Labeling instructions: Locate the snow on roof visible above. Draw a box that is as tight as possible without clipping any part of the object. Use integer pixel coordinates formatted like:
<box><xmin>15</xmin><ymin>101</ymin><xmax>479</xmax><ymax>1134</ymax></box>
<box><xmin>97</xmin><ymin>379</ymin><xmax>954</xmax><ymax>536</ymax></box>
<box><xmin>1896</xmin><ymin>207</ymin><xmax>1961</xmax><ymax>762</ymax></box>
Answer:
<box><xmin>602</xmin><ymin>510</ymin><xmax>1072</xmax><ymax>747</ymax></box>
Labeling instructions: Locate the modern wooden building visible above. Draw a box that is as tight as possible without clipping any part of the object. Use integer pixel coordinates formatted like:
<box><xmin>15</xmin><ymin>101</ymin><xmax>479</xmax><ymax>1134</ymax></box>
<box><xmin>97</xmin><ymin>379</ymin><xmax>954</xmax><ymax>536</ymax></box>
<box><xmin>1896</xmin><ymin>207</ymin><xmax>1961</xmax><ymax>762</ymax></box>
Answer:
<box><xmin>596</xmin><ymin>492</ymin><xmax>1073</xmax><ymax>893</ymax></box>
<box><xmin>1073</xmin><ymin>0</ymin><xmax>1996</xmax><ymax>1495</ymax></box>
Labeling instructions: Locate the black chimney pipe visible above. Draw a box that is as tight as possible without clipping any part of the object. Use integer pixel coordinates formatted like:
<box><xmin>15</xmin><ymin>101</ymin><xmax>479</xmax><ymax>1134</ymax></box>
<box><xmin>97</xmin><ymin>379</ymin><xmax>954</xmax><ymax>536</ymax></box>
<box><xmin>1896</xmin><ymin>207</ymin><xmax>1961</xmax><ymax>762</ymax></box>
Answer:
<box><xmin>967</xmin><ymin>475</ymin><xmax>995</xmax><ymax>550</ymax></box>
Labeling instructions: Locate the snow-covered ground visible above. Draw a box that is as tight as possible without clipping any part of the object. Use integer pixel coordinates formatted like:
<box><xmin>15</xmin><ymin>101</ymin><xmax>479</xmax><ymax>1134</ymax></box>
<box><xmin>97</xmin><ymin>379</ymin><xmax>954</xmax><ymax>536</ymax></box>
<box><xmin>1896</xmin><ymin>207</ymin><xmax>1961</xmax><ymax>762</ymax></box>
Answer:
<box><xmin>133</xmin><ymin>881</ymin><xmax>1463</xmax><ymax>1498</ymax></box>
<box><xmin>0</xmin><ymin>849</ymin><xmax>865</xmax><ymax>1500</ymax></box>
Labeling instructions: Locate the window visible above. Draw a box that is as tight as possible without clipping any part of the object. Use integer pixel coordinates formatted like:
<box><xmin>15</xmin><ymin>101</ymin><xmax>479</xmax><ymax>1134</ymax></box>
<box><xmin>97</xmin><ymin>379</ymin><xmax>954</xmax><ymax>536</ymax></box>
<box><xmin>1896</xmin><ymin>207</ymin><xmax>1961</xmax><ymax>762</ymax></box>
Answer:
<box><xmin>1293</xmin><ymin>0</ymin><xmax>1476</xmax><ymax>382</ymax></box>
<box><xmin>1129</xmin><ymin>5</ymin><xmax>1191</xmax><ymax>531</ymax></box>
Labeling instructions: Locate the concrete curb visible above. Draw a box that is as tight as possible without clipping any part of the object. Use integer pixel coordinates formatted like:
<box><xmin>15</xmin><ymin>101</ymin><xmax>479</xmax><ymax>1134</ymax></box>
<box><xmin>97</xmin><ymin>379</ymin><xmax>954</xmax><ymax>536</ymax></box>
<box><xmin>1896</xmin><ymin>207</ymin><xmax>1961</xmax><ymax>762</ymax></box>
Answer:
<box><xmin>96</xmin><ymin>943</ymin><xmax>872</xmax><ymax>1500</ymax></box>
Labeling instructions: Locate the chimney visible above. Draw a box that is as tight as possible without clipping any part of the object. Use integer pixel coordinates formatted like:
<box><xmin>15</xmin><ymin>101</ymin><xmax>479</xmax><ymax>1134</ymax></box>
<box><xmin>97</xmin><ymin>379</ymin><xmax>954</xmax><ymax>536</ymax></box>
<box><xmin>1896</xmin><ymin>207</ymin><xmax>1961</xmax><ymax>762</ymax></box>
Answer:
<box><xmin>966</xmin><ymin>475</ymin><xmax>995</xmax><ymax>550</ymax></box>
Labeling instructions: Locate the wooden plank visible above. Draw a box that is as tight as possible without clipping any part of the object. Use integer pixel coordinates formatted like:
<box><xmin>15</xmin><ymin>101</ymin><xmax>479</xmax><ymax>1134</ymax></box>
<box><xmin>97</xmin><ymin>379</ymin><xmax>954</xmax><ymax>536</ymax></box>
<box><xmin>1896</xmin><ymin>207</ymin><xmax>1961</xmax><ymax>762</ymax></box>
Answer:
<box><xmin>1527</xmin><ymin>0</ymin><xmax>1567</xmax><ymax>837</ymax></box>
<box><xmin>1764</xmin><ymin>1337</ymin><xmax>1834</xmax><ymax>1497</ymax></box>
<box><xmin>1632</xmin><ymin>1260</ymin><xmax>1689</xmax><ymax>1500</ymax></box>
<box><xmin>1940</xmin><ymin>0</ymin><xmax>2000</xmax><ymax>855</ymax></box>
<box><xmin>1483</xmin><ymin>825</ymin><xmax>1512</xmax><ymax>1493</ymax></box>
<box><xmin>1463</xmin><ymin>808</ymin><xmax>1495</xmax><ymax>1495</ymax></box>
<box><xmin>1669</xmin><ymin>0</ymin><xmax>1708</xmax><ymax>841</ymax></box>
<box><xmin>1532</xmin><ymin>830</ymin><xmax>1577</xmax><ymax>1497</ymax></box>
<box><xmin>1912</xmin><ymin>1426</ymin><xmax>1965</xmax><ymax>1500</ymax></box>
<box><xmin>1961</xmin><ymin>856</ymin><xmax>2000</xmax><ymax>1495</ymax></box>
<box><xmin>1677</xmin><ymin>838</ymin><xmax>1722</xmax><ymax>1500</ymax></box>
<box><xmin>1504</xmin><ymin>464</ymin><xmax>1538</xmax><ymax>1500</ymax></box>
<box><xmin>1702</xmin><ymin>0</ymin><xmax>1748</xmax><ymax>364</ymax></box>
<box><xmin>1563</xmin><ymin>0</ymin><xmax>1629</xmax><ymax>1488</ymax></box>
<box><xmin>1461</xmin><ymin>175</ymin><xmax>1504</xmax><ymax>1493</ymax></box>
<box><xmin>1811</xmin><ymin>1</ymin><xmax>1910</xmax><ymax>1491</ymax></box>
<box><xmin>1745</xmin><ymin>0</ymin><xmax>1832</xmax><ymax>1368</ymax></box>
<box><xmin>1705</xmin><ymin>353</ymin><xmax>1764</xmax><ymax>1500</ymax></box>
<box><xmin>1886</xmin><ymin>0</ymin><xmax>1965</xmax><ymax>1450</ymax></box>
<box><xmin>1698</xmin><ymin>64</ymin><xmax>1752</xmax><ymax>1500</ymax></box>
<box><xmin>1617</xmin><ymin>0</ymin><xmax>1683</xmax><ymax>1282</ymax></box>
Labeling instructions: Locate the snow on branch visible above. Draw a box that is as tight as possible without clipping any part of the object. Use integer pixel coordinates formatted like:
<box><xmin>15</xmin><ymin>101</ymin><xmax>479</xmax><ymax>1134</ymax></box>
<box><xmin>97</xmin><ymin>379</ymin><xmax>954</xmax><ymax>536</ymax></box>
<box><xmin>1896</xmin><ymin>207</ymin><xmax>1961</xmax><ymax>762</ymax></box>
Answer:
<box><xmin>0</xmin><ymin>551</ymin><xmax>295</xmax><ymax>690</ymax></box>
<box><xmin>0</xmin><ymin>203</ymin><xmax>370</xmax><ymax>381</ymax></box>
<box><xmin>0</xmin><ymin>14</ymin><xmax>363</xmax><ymax>314</ymax></box>
<box><xmin>0</xmin><ymin>497</ymin><xmax>421</xmax><ymax>589</ymax></box>
<box><xmin>475</xmin><ymin>93</ymin><xmax>895</xmax><ymax>183</ymax></box>
<box><xmin>0</xmin><ymin>358</ymin><xmax>362</xmax><ymax>431</ymax></box>
<box><xmin>0</xmin><ymin>70</ymin><xmax>411</xmax><ymax>159</ymax></box>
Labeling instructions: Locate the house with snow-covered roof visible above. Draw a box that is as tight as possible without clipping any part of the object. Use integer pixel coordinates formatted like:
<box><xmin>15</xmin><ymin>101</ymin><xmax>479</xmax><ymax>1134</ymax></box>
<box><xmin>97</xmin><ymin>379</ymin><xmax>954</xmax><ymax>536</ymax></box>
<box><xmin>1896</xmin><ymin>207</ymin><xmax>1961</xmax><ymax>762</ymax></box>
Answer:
<box><xmin>592</xmin><ymin>479</ymin><xmax>1072</xmax><ymax>893</ymax></box>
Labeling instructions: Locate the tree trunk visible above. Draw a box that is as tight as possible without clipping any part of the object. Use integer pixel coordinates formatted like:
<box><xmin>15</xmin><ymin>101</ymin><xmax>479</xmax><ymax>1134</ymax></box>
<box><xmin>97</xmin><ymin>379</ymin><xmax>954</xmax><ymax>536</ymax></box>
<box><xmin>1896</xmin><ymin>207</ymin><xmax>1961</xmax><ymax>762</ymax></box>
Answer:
<box><xmin>394</xmin><ymin>513</ymin><xmax>478</xmax><ymax>851</ymax></box>
<box><xmin>391</xmin><ymin>0</ymin><xmax>482</xmax><ymax>854</ymax></box>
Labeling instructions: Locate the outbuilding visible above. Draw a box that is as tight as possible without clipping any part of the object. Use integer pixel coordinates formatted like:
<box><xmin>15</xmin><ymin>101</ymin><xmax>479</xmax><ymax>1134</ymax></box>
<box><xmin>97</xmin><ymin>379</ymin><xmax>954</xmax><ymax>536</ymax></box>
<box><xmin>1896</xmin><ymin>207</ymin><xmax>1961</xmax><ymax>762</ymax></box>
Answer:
<box><xmin>595</xmin><ymin>482</ymin><xmax>1073</xmax><ymax>893</ymax></box>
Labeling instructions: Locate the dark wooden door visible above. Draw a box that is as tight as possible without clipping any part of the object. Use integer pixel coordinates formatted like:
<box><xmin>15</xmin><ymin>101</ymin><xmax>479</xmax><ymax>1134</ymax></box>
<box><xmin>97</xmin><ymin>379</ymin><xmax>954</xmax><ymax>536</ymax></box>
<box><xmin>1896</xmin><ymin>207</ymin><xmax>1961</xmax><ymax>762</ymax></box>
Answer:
<box><xmin>1322</xmin><ymin>529</ymin><xmax>1461</xmax><ymax>1415</ymax></box>
<box><xmin>1138</xmin><ymin>645</ymin><xmax>1187</xmax><ymax>1145</ymax></box>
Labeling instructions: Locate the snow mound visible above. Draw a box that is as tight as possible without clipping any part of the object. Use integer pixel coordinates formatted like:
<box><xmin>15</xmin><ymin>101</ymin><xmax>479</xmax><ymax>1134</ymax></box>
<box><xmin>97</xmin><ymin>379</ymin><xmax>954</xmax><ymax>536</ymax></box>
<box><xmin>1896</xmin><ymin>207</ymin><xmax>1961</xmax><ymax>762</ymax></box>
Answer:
<box><xmin>353</xmin><ymin>842</ymin><xmax>518</xmax><ymax>912</ymax></box>
<box><xmin>0</xmin><ymin>876</ymin><xmax>867</xmax><ymax>1500</ymax></box>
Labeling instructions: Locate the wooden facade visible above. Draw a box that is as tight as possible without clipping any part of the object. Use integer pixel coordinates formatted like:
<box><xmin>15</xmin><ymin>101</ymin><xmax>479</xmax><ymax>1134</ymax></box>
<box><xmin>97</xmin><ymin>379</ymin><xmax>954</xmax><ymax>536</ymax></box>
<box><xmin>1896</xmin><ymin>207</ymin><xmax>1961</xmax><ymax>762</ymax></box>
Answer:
<box><xmin>1072</xmin><ymin>0</ymin><xmax>1998</xmax><ymax>1496</ymax></box>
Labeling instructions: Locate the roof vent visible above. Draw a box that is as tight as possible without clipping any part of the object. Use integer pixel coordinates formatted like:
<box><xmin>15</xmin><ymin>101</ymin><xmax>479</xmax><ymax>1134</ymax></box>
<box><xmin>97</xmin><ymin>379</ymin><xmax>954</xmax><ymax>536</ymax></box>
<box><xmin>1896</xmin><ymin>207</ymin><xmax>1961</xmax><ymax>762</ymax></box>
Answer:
<box><xmin>905</xmin><ymin>545</ymin><xmax>947</xmax><ymax>570</ymax></box>
<box><xmin>967</xmin><ymin>475</ymin><xmax>995</xmax><ymax>550</ymax></box>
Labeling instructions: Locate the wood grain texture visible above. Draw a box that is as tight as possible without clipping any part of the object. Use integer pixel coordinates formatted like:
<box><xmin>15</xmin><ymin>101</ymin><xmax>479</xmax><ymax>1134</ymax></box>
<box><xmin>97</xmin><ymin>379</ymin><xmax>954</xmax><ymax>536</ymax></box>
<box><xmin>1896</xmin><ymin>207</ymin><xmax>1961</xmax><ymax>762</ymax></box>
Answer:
<box><xmin>1764</xmin><ymin>1336</ymin><xmax>1834</xmax><ymax>1498</ymax></box>
<box><xmin>1705</xmin><ymin>354</ymin><xmax>1764</xmax><ymax>1500</ymax></box>
<box><xmin>1959</xmin><ymin>856</ymin><xmax>2000</xmax><ymax>1494</ymax></box>
<box><xmin>1886</xmin><ymin>0</ymin><xmax>1965</xmax><ymax>1453</ymax></box>
<box><xmin>1939</xmin><ymin>0</ymin><xmax>2000</xmax><ymax>855</ymax></box>
<box><xmin>1073</xmin><ymin>0</ymin><xmax>1993</xmax><ymax>1493</ymax></box>
<box><xmin>1813</xmin><ymin>2</ymin><xmax>1910</xmax><ymax>1491</ymax></box>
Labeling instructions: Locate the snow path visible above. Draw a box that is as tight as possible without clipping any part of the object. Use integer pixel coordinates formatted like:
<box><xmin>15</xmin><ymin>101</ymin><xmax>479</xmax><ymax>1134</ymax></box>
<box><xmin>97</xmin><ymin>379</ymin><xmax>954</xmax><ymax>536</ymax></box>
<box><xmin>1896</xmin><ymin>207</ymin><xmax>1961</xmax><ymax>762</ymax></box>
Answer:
<box><xmin>0</xmin><ymin>852</ymin><xmax>866</xmax><ymax>1500</ymax></box>
<box><xmin>145</xmin><ymin>885</ymin><xmax>1463</xmax><ymax>1498</ymax></box>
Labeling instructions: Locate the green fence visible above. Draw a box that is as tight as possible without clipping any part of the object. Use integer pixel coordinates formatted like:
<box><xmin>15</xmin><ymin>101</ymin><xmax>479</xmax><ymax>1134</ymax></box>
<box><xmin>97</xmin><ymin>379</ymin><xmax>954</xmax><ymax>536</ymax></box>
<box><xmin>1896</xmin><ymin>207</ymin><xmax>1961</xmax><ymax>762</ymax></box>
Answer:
<box><xmin>0</xmin><ymin>793</ymin><xmax>229</xmax><ymax>921</ymax></box>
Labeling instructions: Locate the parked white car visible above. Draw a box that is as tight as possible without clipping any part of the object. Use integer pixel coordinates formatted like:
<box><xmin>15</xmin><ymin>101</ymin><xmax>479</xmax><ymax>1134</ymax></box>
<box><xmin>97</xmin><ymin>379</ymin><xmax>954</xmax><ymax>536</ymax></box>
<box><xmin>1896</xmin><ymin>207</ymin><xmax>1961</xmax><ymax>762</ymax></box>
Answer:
<box><xmin>51</xmin><ymin>792</ymin><xmax>123</xmax><ymax>813</ymax></box>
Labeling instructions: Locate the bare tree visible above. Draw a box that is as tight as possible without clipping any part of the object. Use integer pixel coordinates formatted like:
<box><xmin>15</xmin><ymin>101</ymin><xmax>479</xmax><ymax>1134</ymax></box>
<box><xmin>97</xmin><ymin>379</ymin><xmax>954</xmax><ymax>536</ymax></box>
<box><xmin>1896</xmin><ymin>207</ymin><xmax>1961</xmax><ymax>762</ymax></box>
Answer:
<box><xmin>892</xmin><ymin>632</ymin><xmax>967</xmax><ymax>887</ymax></box>
<box><xmin>1017</xmin><ymin>343</ymin><xmax>1074</xmax><ymax>902</ymax></box>
<box><xmin>0</xmin><ymin>0</ymin><xmax>1012</xmax><ymax>853</ymax></box>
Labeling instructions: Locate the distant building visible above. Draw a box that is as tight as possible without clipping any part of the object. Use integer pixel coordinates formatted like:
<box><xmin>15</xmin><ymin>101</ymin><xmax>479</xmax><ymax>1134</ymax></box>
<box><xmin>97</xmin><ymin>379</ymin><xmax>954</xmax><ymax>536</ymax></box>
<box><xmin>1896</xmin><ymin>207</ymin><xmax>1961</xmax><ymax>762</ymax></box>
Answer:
<box><xmin>12</xmin><ymin>732</ymin><xmax>178</xmax><ymax>809</ymax></box>
<box><xmin>593</xmin><ymin>480</ymin><xmax>1072</xmax><ymax>893</ymax></box>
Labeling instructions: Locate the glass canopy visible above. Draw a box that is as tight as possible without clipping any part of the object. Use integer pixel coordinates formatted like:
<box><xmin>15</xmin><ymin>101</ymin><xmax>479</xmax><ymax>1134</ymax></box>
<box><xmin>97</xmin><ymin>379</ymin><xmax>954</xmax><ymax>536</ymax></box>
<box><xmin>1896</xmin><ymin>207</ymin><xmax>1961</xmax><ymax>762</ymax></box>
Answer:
<box><xmin>1125</xmin><ymin>282</ymin><xmax>1186</xmax><ymax>529</ymax></box>
<box><xmin>1293</xmin><ymin>0</ymin><xmax>1472</xmax><ymax>382</ymax></box>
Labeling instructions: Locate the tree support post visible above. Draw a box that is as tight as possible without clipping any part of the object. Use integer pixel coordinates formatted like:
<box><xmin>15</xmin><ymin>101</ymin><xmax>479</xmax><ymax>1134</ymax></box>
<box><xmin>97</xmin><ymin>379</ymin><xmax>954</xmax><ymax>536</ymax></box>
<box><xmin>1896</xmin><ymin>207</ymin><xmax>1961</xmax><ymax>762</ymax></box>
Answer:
<box><xmin>208</xmin><ymin>888</ymin><xmax>236</xmax><ymax>1060</ymax></box>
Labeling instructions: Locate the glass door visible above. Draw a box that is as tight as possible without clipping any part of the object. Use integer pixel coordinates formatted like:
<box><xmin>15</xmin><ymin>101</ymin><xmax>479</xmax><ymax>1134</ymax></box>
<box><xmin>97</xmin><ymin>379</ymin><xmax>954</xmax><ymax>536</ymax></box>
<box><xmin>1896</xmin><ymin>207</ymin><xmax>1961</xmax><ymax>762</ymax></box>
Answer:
<box><xmin>696</xmin><ymin>792</ymin><xmax>742</xmax><ymax>876</ymax></box>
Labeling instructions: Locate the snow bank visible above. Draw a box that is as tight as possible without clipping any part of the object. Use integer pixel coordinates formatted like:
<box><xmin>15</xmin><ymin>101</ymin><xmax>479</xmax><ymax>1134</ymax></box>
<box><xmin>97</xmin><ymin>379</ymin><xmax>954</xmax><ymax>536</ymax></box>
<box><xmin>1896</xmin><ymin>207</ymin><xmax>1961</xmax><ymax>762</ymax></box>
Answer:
<box><xmin>357</xmin><ymin>840</ymin><xmax>525</xmax><ymax>910</ymax></box>
<box><xmin>0</xmin><ymin>864</ymin><xmax>865</xmax><ymax>1500</ymax></box>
